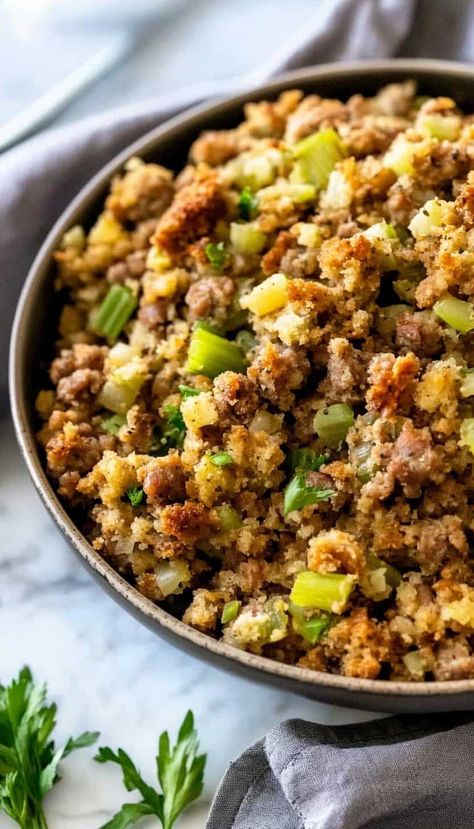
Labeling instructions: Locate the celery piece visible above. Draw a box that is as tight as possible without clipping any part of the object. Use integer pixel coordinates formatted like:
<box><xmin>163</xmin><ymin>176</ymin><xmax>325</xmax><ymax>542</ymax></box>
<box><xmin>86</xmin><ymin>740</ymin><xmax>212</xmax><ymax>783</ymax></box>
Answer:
<box><xmin>354</xmin><ymin>442</ymin><xmax>376</xmax><ymax>484</ymax></box>
<box><xmin>403</xmin><ymin>650</ymin><xmax>427</xmax><ymax>678</ymax></box>
<box><xmin>460</xmin><ymin>418</ymin><xmax>474</xmax><ymax>454</ymax></box>
<box><xmin>460</xmin><ymin>370</ymin><xmax>474</xmax><ymax>398</ymax></box>
<box><xmin>290</xmin><ymin>571</ymin><xmax>355</xmax><ymax>613</ymax></box>
<box><xmin>313</xmin><ymin>404</ymin><xmax>354</xmax><ymax>448</ymax></box>
<box><xmin>93</xmin><ymin>285</ymin><xmax>137</xmax><ymax>339</ymax></box>
<box><xmin>185</xmin><ymin>328</ymin><xmax>246</xmax><ymax>378</ymax></box>
<box><xmin>293</xmin><ymin>614</ymin><xmax>331</xmax><ymax>644</ymax></box>
<box><xmin>193</xmin><ymin>319</ymin><xmax>226</xmax><ymax>337</ymax></box>
<box><xmin>217</xmin><ymin>505</ymin><xmax>242</xmax><ymax>531</ymax></box>
<box><xmin>418</xmin><ymin>113</ymin><xmax>460</xmax><ymax>141</ymax></box>
<box><xmin>101</xmin><ymin>413</ymin><xmax>127</xmax><ymax>435</ymax></box>
<box><xmin>434</xmin><ymin>295</ymin><xmax>474</xmax><ymax>334</ymax></box>
<box><xmin>292</xmin><ymin>128</ymin><xmax>346</xmax><ymax>192</ymax></box>
<box><xmin>178</xmin><ymin>384</ymin><xmax>202</xmax><ymax>399</ymax></box>
<box><xmin>360</xmin><ymin>554</ymin><xmax>401</xmax><ymax>601</ymax></box>
<box><xmin>235</xmin><ymin>329</ymin><xmax>257</xmax><ymax>354</ymax></box>
<box><xmin>283</xmin><ymin>474</ymin><xmax>335</xmax><ymax>515</ymax></box>
<box><xmin>230</xmin><ymin>222</ymin><xmax>266</xmax><ymax>254</ymax></box>
<box><xmin>376</xmin><ymin>304</ymin><xmax>409</xmax><ymax>339</ymax></box>
<box><xmin>98</xmin><ymin>361</ymin><xmax>147</xmax><ymax>414</ymax></box>
<box><xmin>209</xmin><ymin>452</ymin><xmax>233</xmax><ymax>467</ymax></box>
<box><xmin>221</xmin><ymin>600</ymin><xmax>241</xmax><ymax>624</ymax></box>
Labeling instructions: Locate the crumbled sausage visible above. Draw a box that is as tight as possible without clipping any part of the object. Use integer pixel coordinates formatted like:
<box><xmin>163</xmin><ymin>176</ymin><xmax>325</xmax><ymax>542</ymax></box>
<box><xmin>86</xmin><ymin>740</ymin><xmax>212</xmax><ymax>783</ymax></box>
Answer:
<box><xmin>139</xmin><ymin>454</ymin><xmax>187</xmax><ymax>505</ymax></box>
<box><xmin>213</xmin><ymin>372</ymin><xmax>260</xmax><ymax>424</ymax></box>
<box><xmin>185</xmin><ymin>276</ymin><xmax>234</xmax><ymax>321</ymax></box>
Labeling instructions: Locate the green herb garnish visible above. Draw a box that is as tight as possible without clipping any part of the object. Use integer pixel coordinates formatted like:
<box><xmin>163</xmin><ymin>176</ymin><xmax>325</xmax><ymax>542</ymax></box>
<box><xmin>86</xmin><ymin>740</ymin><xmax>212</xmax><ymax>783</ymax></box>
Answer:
<box><xmin>0</xmin><ymin>667</ymin><xmax>98</xmax><ymax>829</ymax></box>
<box><xmin>283</xmin><ymin>474</ymin><xmax>335</xmax><ymax>516</ymax></box>
<box><xmin>287</xmin><ymin>448</ymin><xmax>329</xmax><ymax>474</ymax></box>
<box><xmin>96</xmin><ymin>711</ymin><xmax>206</xmax><ymax>829</ymax></box>
<box><xmin>204</xmin><ymin>241</ymin><xmax>228</xmax><ymax>272</ymax></box>
<box><xmin>163</xmin><ymin>404</ymin><xmax>186</xmax><ymax>448</ymax></box>
<box><xmin>178</xmin><ymin>385</ymin><xmax>201</xmax><ymax>399</ymax></box>
<box><xmin>126</xmin><ymin>486</ymin><xmax>144</xmax><ymax>506</ymax></box>
<box><xmin>102</xmin><ymin>413</ymin><xmax>127</xmax><ymax>435</ymax></box>
<box><xmin>221</xmin><ymin>600</ymin><xmax>241</xmax><ymax>624</ymax></box>
<box><xmin>209</xmin><ymin>452</ymin><xmax>233</xmax><ymax>467</ymax></box>
<box><xmin>238</xmin><ymin>187</ymin><xmax>259</xmax><ymax>221</ymax></box>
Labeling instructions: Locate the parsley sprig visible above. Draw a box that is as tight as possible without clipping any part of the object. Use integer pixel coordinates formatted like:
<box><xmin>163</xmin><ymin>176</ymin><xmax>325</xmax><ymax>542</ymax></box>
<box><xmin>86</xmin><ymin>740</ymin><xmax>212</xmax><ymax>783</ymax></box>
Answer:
<box><xmin>96</xmin><ymin>711</ymin><xmax>206</xmax><ymax>829</ymax></box>
<box><xmin>0</xmin><ymin>667</ymin><xmax>98</xmax><ymax>829</ymax></box>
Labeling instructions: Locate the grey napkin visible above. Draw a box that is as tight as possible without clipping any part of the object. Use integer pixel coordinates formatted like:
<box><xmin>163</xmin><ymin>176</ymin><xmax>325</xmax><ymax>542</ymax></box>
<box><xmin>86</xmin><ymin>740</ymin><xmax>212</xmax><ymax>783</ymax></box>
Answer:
<box><xmin>4</xmin><ymin>1</ymin><xmax>474</xmax><ymax>824</ymax></box>
<box><xmin>206</xmin><ymin>714</ymin><xmax>474</xmax><ymax>828</ymax></box>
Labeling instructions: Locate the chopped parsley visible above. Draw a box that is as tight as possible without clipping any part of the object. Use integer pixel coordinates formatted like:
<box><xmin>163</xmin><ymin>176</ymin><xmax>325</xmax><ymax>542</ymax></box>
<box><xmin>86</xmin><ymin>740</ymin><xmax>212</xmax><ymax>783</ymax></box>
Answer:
<box><xmin>178</xmin><ymin>384</ymin><xmax>202</xmax><ymax>399</ymax></box>
<box><xmin>204</xmin><ymin>241</ymin><xmax>228</xmax><ymax>272</ymax></box>
<box><xmin>238</xmin><ymin>186</ymin><xmax>259</xmax><ymax>221</ymax></box>
<box><xmin>284</xmin><ymin>473</ymin><xmax>335</xmax><ymax>516</ymax></box>
<box><xmin>209</xmin><ymin>452</ymin><xmax>233</xmax><ymax>467</ymax></box>
<box><xmin>126</xmin><ymin>486</ymin><xmax>144</xmax><ymax>506</ymax></box>
<box><xmin>287</xmin><ymin>448</ymin><xmax>329</xmax><ymax>474</ymax></box>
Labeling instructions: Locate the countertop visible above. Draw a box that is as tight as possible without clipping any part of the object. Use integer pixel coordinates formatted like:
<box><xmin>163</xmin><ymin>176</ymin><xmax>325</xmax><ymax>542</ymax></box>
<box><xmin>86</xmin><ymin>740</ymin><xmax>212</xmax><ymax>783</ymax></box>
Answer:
<box><xmin>2</xmin><ymin>1</ymin><xmax>379</xmax><ymax>825</ymax></box>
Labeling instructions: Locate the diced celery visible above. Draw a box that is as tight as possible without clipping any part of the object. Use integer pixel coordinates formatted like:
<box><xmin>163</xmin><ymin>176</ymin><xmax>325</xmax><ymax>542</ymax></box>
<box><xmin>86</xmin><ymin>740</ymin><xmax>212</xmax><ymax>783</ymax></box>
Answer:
<box><xmin>418</xmin><ymin>113</ymin><xmax>460</xmax><ymax>141</ymax></box>
<box><xmin>93</xmin><ymin>285</ymin><xmax>137</xmax><ymax>340</ymax></box>
<box><xmin>290</xmin><ymin>571</ymin><xmax>355</xmax><ymax>613</ymax></box>
<box><xmin>460</xmin><ymin>418</ymin><xmax>474</xmax><ymax>454</ymax></box>
<box><xmin>98</xmin><ymin>360</ymin><xmax>147</xmax><ymax>413</ymax></box>
<box><xmin>221</xmin><ymin>600</ymin><xmax>241</xmax><ymax>624</ymax></box>
<box><xmin>360</xmin><ymin>554</ymin><xmax>401</xmax><ymax>601</ymax></box>
<box><xmin>354</xmin><ymin>442</ymin><xmax>376</xmax><ymax>484</ymax></box>
<box><xmin>409</xmin><ymin>198</ymin><xmax>454</xmax><ymax>239</ymax></box>
<box><xmin>185</xmin><ymin>328</ymin><xmax>246</xmax><ymax>378</ymax></box>
<box><xmin>376</xmin><ymin>304</ymin><xmax>409</xmax><ymax>339</ymax></box>
<box><xmin>209</xmin><ymin>452</ymin><xmax>233</xmax><ymax>467</ymax></box>
<box><xmin>154</xmin><ymin>560</ymin><xmax>190</xmax><ymax>597</ymax></box>
<box><xmin>403</xmin><ymin>650</ymin><xmax>427</xmax><ymax>678</ymax></box>
<box><xmin>230</xmin><ymin>222</ymin><xmax>266</xmax><ymax>254</ymax></box>
<box><xmin>217</xmin><ymin>505</ymin><xmax>242</xmax><ymax>531</ymax></box>
<box><xmin>292</xmin><ymin>614</ymin><xmax>331</xmax><ymax>644</ymax></box>
<box><xmin>460</xmin><ymin>371</ymin><xmax>474</xmax><ymax>398</ymax></box>
<box><xmin>291</xmin><ymin>128</ymin><xmax>346</xmax><ymax>192</ymax></box>
<box><xmin>259</xmin><ymin>181</ymin><xmax>317</xmax><ymax>203</ymax></box>
<box><xmin>314</xmin><ymin>404</ymin><xmax>354</xmax><ymax>448</ymax></box>
<box><xmin>240</xmin><ymin>155</ymin><xmax>276</xmax><ymax>190</ymax></box>
<box><xmin>434</xmin><ymin>295</ymin><xmax>474</xmax><ymax>334</ymax></box>
<box><xmin>295</xmin><ymin>223</ymin><xmax>322</xmax><ymax>248</ymax></box>
<box><xmin>321</xmin><ymin>169</ymin><xmax>352</xmax><ymax>210</ymax></box>
<box><xmin>363</xmin><ymin>221</ymin><xmax>398</xmax><ymax>269</ymax></box>
<box><xmin>101</xmin><ymin>413</ymin><xmax>127</xmax><ymax>435</ymax></box>
<box><xmin>235</xmin><ymin>330</ymin><xmax>257</xmax><ymax>354</ymax></box>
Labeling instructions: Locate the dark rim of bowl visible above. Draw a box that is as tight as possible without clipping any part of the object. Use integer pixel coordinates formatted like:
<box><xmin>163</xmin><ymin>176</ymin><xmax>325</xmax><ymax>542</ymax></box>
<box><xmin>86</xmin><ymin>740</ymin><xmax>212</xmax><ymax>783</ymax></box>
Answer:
<box><xmin>10</xmin><ymin>58</ymin><xmax>474</xmax><ymax>701</ymax></box>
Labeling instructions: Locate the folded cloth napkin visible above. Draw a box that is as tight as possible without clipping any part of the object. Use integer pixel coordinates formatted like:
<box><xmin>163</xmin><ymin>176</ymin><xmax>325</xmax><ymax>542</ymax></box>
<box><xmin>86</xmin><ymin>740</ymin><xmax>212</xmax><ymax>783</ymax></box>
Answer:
<box><xmin>3</xmin><ymin>0</ymin><xmax>474</xmax><ymax>401</ymax></box>
<box><xmin>206</xmin><ymin>714</ymin><xmax>474</xmax><ymax>828</ymax></box>
<box><xmin>3</xmin><ymin>0</ymin><xmax>474</xmax><ymax>823</ymax></box>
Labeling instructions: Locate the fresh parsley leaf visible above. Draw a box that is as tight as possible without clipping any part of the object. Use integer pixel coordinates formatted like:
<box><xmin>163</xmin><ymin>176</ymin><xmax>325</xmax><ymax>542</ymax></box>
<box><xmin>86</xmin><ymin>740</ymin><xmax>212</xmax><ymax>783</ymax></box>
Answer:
<box><xmin>0</xmin><ymin>667</ymin><xmax>99</xmax><ymax>829</ymax></box>
<box><xmin>209</xmin><ymin>452</ymin><xmax>233</xmax><ymax>467</ymax></box>
<box><xmin>287</xmin><ymin>448</ymin><xmax>329</xmax><ymax>474</ymax></box>
<box><xmin>96</xmin><ymin>711</ymin><xmax>206</xmax><ymax>829</ymax></box>
<box><xmin>151</xmin><ymin>405</ymin><xmax>187</xmax><ymax>456</ymax></box>
<box><xmin>178</xmin><ymin>385</ymin><xmax>201</xmax><ymax>400</ymax></box>
<box><xmin>204</xmin><ymin>241</ymin><xmax>228</xmax><ymax>272</ymax></box>
<box><xmin>283</xmin><ymin>473</ymin><xmax>336</xmax><ymax>516</ymax></box>
<box><xmin>126</xmin><ymin>487</ymin><xmax>144</xmax><ymax>507</ymax></box>
<box><xmin>238</xmin><ymin>187</ymin><xmax>259</xmax><ymax>221</ymax></box>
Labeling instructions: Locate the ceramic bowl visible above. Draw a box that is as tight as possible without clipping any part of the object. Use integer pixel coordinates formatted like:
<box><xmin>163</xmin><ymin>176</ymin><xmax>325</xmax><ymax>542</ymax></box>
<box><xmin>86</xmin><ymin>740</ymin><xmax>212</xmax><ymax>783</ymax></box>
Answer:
<box><xmin>10</xmin><ymin>59</ymin><xmax>474</xmax><ymax>712</ymax></box>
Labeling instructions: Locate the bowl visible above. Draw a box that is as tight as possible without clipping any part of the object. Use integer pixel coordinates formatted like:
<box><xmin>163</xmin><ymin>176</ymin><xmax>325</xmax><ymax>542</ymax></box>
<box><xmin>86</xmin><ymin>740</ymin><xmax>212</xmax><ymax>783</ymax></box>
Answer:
<box><xmin>10</xmin><ymin>58</ymin><xmax>474</xmax><ymax>712</ymax></box>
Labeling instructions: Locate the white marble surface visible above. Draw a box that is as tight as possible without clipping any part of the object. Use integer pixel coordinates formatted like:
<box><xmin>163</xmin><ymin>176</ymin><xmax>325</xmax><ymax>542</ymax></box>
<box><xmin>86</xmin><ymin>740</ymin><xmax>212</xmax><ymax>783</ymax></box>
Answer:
<box><xmin>0</xmin><ymin>414</ymin><xmax>379</xmax><ymax>828</ymax></box>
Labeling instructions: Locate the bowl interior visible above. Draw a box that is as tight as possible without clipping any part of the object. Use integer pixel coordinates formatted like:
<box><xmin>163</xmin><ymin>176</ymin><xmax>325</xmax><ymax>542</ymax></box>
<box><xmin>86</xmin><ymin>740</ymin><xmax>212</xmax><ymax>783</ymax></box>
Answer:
<box><xmin>10</xmin><ymin>60</ymin><xmax>474</xmax><ymax>711</ymax></box>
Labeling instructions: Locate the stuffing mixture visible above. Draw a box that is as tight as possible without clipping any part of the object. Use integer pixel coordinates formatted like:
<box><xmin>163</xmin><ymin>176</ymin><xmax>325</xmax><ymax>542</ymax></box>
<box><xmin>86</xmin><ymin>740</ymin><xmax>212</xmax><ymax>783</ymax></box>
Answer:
<box><xmin>37</xmin><ymin>81</ymin><xmax>474</xmax><ymax>681</ymax></box>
